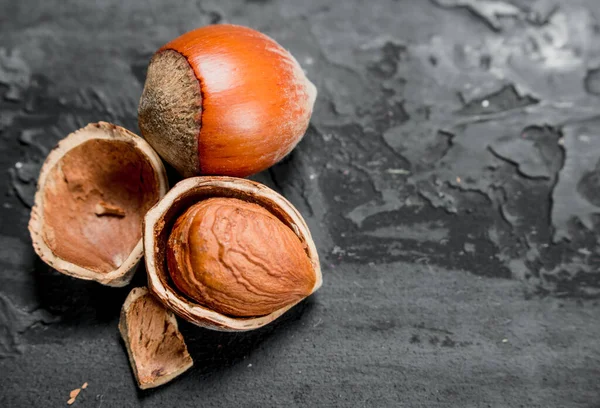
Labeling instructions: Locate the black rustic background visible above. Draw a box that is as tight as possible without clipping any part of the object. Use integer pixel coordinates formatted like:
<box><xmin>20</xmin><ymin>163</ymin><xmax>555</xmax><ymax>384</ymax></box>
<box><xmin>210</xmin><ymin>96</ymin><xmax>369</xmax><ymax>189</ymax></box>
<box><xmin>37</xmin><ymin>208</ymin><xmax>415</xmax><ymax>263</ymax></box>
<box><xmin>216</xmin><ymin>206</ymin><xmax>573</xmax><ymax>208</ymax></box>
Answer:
<box><xmin>1</xmin><ymin>0</ymin><xmax>600</xmax><ymax>407</ymax></box>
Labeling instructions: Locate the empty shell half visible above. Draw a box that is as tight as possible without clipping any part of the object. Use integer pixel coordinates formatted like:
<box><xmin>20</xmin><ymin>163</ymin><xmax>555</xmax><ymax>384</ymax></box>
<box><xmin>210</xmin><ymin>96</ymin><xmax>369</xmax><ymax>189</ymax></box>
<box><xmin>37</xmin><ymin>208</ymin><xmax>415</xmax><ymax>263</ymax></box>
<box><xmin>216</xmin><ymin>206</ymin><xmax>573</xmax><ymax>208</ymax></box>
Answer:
<box><xmin>29</xmin><ymin>122</ymin><xmax>168</xmax><ymax>286</ymax></box>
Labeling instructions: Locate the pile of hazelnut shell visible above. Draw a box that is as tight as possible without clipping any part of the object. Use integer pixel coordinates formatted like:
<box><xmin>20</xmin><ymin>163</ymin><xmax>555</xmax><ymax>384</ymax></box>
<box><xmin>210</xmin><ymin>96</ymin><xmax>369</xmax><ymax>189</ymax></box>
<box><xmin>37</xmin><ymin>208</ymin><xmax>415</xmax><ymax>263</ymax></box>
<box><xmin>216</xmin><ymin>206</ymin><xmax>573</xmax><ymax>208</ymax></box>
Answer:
<box><xmin>28</xmin><ymin>24</ymin><xmax>322</xmax><ymax>389</ymax></box>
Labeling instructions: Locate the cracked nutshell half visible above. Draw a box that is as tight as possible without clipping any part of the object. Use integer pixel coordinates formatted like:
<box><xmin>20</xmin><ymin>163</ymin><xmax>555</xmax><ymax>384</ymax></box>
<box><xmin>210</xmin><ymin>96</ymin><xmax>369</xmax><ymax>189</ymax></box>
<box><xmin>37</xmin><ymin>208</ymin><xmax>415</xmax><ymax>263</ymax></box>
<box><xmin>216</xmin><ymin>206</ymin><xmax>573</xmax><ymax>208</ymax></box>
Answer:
<box><xmin>29</xmin><ymin>122</ymin><xmax>168</xmax><ymax>286</ymax></box>
<box><xmin>144</xmin><ymin>176</ymin><xmax>322</xmax><ymax>331</ymax></box>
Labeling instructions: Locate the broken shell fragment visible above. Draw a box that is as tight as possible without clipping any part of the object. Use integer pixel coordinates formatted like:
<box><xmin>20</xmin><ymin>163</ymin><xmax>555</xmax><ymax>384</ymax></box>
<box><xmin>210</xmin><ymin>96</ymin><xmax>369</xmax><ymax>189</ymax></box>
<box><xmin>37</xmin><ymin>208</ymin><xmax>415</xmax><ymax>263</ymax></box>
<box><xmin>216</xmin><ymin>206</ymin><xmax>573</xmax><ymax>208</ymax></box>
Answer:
<box><xmin>119</xmin><ymin>287</ymin><xmax>193</xmax><ymax>389</ymax></box>
<box><xmin>28</xmin><ymin>122</ymin><xmax>168</xmax><ymax>286</ymax></box>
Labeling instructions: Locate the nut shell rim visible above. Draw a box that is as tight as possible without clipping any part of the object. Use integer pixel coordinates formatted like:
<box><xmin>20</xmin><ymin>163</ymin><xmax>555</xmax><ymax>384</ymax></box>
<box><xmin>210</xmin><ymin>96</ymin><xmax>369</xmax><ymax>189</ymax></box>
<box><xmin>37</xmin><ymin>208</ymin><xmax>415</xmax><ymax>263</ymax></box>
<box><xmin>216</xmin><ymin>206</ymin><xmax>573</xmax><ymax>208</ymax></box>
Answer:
<box><xmin>144</xmin><ymin>176</ymin><xmax>322</xmax><ymax>331</ymax></box>
<box><xmin>28</xmin><ymin>122</ymin><xmax>169</xmax><ymax>287</ymax></box>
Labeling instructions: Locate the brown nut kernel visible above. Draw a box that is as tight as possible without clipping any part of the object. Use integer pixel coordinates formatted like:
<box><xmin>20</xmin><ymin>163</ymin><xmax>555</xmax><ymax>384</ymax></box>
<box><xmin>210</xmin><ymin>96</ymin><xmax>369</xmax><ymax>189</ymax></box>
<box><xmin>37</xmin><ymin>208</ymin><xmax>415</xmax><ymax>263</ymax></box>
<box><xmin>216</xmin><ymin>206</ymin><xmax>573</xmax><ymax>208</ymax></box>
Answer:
<box><xmin>144</xmin><ymin>176</ymin><xmax>322</xmax><ymax>331</ymax></box>
<box><xmin>167</xmin><ymin>197</ymin><xmax>316</xmax><ymax>317</ymax></box>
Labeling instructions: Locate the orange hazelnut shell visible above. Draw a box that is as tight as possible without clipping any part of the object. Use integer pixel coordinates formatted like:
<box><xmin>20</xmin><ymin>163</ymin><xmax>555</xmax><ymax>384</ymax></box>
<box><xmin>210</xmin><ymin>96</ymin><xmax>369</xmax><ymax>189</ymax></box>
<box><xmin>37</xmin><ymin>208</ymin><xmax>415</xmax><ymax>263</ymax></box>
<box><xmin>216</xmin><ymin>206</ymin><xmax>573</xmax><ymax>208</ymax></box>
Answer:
<box><xmin>138</xmin><ymin>24</ymin><xmax>317</xmax><ymax>177</ymax></box>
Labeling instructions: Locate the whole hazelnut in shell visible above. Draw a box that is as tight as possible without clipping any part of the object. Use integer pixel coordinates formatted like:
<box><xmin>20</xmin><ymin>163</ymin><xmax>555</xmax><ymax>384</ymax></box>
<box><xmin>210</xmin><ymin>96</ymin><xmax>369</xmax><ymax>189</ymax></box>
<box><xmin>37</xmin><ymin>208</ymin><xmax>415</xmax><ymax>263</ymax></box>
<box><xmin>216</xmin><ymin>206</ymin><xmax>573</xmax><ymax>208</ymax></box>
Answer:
<box><xmin>145</xmin><ymin>176</ymin><xmax>322</xmax><ymax>331</ymax></box>
<box><xmin>138</xmin><ymin>24</ymin><xmax>317</xmax><ymax>178</ymax></box>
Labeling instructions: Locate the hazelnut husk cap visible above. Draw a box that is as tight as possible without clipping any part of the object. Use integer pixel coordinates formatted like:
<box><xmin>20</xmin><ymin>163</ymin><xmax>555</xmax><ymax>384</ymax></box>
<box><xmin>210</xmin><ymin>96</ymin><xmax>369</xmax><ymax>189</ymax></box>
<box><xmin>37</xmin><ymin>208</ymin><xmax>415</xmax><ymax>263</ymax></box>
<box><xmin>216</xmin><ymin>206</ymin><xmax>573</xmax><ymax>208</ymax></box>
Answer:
<box><xmin>29</xmin><ymin>122</ymin><xmax>168</xmax><ymax>286</ymax></box>
<box><xmin>144</xmin><ymin>176</ymin><xmax>322</xmax><ymax>331</ymax></box>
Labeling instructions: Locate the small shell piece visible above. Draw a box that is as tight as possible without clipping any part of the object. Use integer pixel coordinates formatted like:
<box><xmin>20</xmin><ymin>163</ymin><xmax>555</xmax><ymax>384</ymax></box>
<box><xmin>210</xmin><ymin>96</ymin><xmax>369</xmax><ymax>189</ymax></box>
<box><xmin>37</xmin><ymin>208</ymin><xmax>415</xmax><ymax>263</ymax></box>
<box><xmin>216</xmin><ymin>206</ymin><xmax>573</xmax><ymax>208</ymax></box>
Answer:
<box><xmin>119</xmin><ymin>287</ymin><xmax>193</xmax><ymax>389</ymax></box>
<box><xmin>29</xmin><ymin>122</ymin><xmax>168</xmax><ymax>286</ymax></box>
<box><xmin>144</xmin><ymin>176</ymin><xmax>322</xmax><ymax>332</ymax></box>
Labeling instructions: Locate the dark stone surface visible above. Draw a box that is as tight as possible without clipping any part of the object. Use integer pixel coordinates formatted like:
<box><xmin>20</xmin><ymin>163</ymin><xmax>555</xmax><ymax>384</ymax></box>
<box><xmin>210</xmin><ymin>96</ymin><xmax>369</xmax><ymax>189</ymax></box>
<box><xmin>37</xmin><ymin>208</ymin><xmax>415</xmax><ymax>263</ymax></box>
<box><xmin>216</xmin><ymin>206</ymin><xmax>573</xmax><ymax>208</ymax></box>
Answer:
<box><xmin>1</xmin><ymin>0</ymin><xmax>600</xmax><ymax>406</ymax></box>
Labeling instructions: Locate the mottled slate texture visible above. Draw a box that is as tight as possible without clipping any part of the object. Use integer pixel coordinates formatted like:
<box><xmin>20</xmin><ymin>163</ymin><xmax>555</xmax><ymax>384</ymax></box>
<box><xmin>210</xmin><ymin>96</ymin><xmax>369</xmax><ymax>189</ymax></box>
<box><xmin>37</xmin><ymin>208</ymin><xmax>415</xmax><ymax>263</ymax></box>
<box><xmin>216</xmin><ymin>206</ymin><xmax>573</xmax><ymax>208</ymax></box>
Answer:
<box><xmin>1</xmin><ymin>0</ymin><xmax>600</xmax><ymax>406</ymax></box>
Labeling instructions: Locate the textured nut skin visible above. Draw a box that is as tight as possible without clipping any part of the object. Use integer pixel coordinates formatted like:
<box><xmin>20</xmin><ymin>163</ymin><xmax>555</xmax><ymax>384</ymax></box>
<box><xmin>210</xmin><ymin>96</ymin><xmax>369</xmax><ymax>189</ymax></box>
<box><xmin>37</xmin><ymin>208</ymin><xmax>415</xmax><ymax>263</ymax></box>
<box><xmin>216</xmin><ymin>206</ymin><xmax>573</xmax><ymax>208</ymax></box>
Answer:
<box><xmin>144</xmin><ymin>176</ymin><xmax>322</xmax><ymax>331</ymax></box>
<box><xmin>138</xmin><ymin>24</ymin><xmax>317</xmax><ymax>177</ymax></box>
<box><xmin>167</xmin><ymin>197</ymin><xmax>316</xmax><ymax>317</ymax></box>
